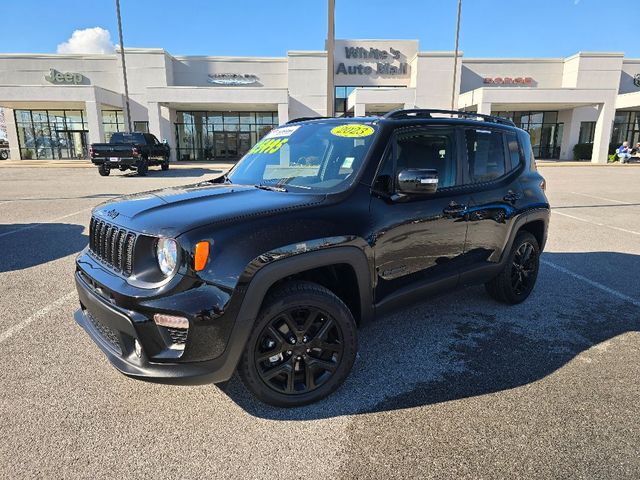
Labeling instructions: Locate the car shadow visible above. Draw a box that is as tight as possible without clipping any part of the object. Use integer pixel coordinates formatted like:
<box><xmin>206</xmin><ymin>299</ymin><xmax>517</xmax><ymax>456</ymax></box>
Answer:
<box><xmin>220</xmin><ymin>251</ymin><xmax>640</xmax><ymax>420</ymax></box>
<box><xmin>0</xmin><ymin>223</ymin><xmax>87</xmax><ymax>272</ymax></box>
<box><xmin>119</xmin><ymin>168</ymin><xmax>225</xmax><ymax>178</ymax></box>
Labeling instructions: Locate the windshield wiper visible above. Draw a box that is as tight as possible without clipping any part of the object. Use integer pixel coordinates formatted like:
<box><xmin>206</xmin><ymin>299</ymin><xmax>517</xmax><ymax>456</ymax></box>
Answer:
<box><xmin>255</xmin><ymin>184</ymin><xmax>288</xmax><ymax>192</ymax></box>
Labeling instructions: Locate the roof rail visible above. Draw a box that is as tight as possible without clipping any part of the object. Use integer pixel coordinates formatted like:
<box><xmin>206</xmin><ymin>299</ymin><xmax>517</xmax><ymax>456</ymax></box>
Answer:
<box><xmin>286</xmin><ymin>116</ymin><xmax>331</xmax><ymax>124</ymax></box>
<box><xmin>383</xmin><ymin>108</ymin><xmax>515</xmax><ymax>126</ymax></box>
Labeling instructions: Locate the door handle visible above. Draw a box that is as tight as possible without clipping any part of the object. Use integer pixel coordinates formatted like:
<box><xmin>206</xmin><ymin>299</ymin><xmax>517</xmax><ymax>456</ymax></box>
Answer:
<box><xmin>503</xmin><ymin>190</ymin><xmax>521</xmax><ymax>204</ymax></box>
<box><xmin>443</xmin><ymin>202</ymin><xmax>467</xmax><ymax>216</ymax></box>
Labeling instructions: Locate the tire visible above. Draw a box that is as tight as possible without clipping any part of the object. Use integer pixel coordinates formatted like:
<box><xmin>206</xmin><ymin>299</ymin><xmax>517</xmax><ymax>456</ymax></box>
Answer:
<box><xmin>161</xmin><ymin>158</ymin><xmax>169</xmax><ymax>171</ymax></box>
<box><xmin>485</xmin><ymin>231</ymin><xmax>540</xmax><ymax>304</ymax></box>
<box><xmin>137</xmin><ymin>158</ymin><xmax>149</xmax><ymax>176</ymax></box>
<box><xmin>98</xmin><ymin>164</ymin><xmax>110</xmax><ymax>176</ymax></box>
<box><xmin>238</xmin><ymin>280</ymin><xmax>358</xmax><ymax>407</ymax></box>
<box><xmin>0</xmin><ymin>150</ymin><xmax>8</xmax><ymax>160</ymax></box>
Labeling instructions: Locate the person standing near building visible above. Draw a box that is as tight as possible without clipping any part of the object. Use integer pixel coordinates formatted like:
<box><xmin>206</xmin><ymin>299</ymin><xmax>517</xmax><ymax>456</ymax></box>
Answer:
<box><xmin>617</xmin><ymin>141</ymin><xmax>632</xmax><ymax>163</ymax></box>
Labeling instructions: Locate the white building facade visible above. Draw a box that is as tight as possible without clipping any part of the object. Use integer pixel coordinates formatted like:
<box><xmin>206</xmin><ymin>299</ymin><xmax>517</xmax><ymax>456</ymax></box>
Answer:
<box><xmin>1</xmin><ymin>39</ymin><xmax>639</xmax><ymax>162</ymax></box>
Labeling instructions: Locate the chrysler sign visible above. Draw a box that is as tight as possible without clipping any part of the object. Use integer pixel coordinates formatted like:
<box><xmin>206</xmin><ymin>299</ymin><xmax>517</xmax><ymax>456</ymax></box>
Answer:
<box><xmin>208</xmin><ymin>73</ymin><xmax>259</xmax><ymax>86</ymax></box>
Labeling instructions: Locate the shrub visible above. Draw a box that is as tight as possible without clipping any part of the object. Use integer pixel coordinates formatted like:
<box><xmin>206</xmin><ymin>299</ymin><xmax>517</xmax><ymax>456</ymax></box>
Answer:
<box><xmin>609</xmin><ymin>142</ymin><xmax>619</xmax><ymax>155</ymax></box>
<box><xmin>572</xmin><ymin>143</ymin><xmax>593</xmax><ymax>160</ymax></box>
<box><xmin>23</xmin><ymin>149</ymin><xmax>34</xmax><ymax>159</ymax></box>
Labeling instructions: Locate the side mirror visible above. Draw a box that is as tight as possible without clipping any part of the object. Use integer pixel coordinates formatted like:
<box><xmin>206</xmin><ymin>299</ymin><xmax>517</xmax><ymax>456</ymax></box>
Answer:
<box><xmin>397</xmin><ymin>168</ymin><xmax>438</xmax><ymax>195</ymax></box>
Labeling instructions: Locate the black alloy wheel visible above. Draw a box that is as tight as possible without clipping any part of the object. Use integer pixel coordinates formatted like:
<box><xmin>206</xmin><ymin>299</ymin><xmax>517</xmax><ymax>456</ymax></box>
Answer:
<box><xmin>485</xmin><ymin>231</ymin><xmax>540</xmax><ymax>304</ymax></box>
<box><xmin>511</xmin><ymin>241</ymin><xmax>537</xmax><ymax>296</ymax></box>
<box><xmin>254</xmin><ymin>306</ymin><xmax>343</xmax><ymax>395</ymax></box>
<box><xmin>137</xmin><ymin>158</ymin><xmax>148</xmax><ymax>176</ymax></box>
<box><xmin>238</xmin><ymin>281</ymin><xmax>357</xmax><ymax>407</ymax></box>
<box><xmin>98</xmin><ymin>164</ymin><xmax>110</xmax><ymax>176</ymax></box>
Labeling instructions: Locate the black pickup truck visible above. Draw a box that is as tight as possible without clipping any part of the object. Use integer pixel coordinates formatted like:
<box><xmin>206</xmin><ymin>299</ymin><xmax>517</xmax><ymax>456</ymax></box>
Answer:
<box><xmin>89</xmin><ymin>132</ymin><xmax>170</xmax><ymax>176</ymax></box>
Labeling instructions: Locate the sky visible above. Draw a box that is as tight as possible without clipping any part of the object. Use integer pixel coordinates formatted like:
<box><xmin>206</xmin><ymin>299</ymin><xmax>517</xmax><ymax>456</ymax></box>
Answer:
<box><xmin>0</xmin><ymin>0</ymin><xmax>639</xmax><ymax>58</ymax></box>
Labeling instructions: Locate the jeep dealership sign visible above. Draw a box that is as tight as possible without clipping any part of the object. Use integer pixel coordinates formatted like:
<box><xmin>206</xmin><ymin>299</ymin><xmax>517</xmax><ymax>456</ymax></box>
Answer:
<box><xmin>333</xmin><ymin>39</ymin><xmax>417</xmax><ymax>87</ymax></box>
<box><xmin>45</xmin><ymin>68</ymin><xmax>84</xmax><ymax>85</ymax></box>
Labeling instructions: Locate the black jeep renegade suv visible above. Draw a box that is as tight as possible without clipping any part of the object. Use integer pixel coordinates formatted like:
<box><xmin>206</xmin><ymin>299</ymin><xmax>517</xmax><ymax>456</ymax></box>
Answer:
<box><xmin>74</xmin><ymin>109</ymin><xmax>549</xmax><ymax>407</ymax></box>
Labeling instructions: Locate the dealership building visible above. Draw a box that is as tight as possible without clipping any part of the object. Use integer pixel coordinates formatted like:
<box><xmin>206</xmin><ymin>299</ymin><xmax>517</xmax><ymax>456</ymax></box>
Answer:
<box><xmin>0</xmin><ymin>39</ymin><xmax>639</xmax><ymax>162</ymax></box>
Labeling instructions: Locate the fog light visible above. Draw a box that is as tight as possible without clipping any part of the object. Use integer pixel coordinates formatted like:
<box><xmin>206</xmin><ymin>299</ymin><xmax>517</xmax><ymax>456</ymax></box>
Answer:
<box><xmin>153</xmin><ymin>313</ymin><xmax>189</xmax><ymax>330</ymax></box>
<box><xmin>134</xmin><ymin>339</ymin><xmax>142</xmax><ymax>357</ymax></box>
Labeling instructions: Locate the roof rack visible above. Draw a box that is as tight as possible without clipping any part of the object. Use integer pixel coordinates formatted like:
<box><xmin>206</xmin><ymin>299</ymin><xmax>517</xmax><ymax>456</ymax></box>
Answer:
<box><xmin>383</xmin><ymin>108</ymin><xmax>515</xmax><ymax>126</ymax></box>
<box><xmin>286</xmin><ymin>116</ymin><xmax>331</xmax><ymax>124</ymax></box>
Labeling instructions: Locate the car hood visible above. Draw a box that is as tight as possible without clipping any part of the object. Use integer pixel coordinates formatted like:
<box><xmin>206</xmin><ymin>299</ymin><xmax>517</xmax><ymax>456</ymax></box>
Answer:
<box><xmin>92</xmin><ymin>182</ymin><xmax>326</xmax><ymax>237</ymax></box>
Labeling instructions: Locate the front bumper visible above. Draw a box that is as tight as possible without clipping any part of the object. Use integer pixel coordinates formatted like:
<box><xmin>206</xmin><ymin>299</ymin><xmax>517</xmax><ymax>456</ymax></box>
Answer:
<box><xmin>74</xmin><ymin>270</ymin><xmax>246</xmax><ymax>385</ymax></box>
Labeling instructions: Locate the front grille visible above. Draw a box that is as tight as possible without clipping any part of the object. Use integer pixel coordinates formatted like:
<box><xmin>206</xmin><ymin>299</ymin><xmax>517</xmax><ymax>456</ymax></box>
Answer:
<box><xmin>85</xmin><ymin>309</ymin><xmax>122</xmax><ymax>354</ymax></box>
<box><xmin>89</xmin><ymin>217</ymin><xmax>136</xmax><ymax>275</ymax></box>
<box><xmin>165</xmin><ymin>327</ymin><xmax>188</xmax><ymax>345</ymax></box>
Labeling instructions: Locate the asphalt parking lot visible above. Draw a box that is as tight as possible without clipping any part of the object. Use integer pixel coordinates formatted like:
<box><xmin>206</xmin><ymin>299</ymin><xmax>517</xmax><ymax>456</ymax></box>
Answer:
<box><xmin>0</xmin><ymin>164</ymin><xmax>638</xmax><ymax>479</ymax></box>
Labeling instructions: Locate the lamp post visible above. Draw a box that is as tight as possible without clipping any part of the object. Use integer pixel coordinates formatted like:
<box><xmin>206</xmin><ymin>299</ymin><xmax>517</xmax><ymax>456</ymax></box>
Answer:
<box><xmin>450</xmin><ymin>0</ymin><xmax>462</xmax><ymax>112</ymax></box>
<box><xmin>116</xmin><ymin>0</ymin><xmax>132</xmax><ymax>132</ymax></box>
<box><xmin>326</xmin><ymin>0</ymin><xmax>335</xmax><ymax>117</ymax></box>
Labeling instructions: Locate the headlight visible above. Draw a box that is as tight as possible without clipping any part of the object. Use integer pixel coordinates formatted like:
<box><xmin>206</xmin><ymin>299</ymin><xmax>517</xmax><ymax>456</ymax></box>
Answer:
<box><xmin>156</xmin><ymin>238</ymin><xmax>178</xmax><ymax>276</ymax></box>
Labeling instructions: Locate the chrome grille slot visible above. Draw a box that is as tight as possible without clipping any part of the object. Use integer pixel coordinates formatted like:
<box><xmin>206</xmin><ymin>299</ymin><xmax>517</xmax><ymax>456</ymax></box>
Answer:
<box><xmin>89</xmin><ymin>216</ymin><xmax>136</xmax><ymax>276</ymax></box>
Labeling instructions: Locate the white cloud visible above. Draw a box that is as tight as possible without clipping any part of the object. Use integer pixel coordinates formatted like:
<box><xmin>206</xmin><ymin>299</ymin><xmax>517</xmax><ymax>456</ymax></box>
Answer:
<box><xmin>57</xmin><ymin>27</ymin><xmax>115</xmax><ymax>54</ymax></box>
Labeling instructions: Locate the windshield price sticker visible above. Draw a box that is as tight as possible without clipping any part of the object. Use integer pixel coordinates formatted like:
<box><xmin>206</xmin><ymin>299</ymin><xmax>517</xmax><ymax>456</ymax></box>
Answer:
<box><xmin>264</xmin><ymin>125</ymin><xmax>300</xmax><ymax>138</ymax></box>
<box><xmin>331</xmin><ymin>124</ymin><xmax>375</xmax><ymax>138</ymax></box>
<box><xmin>249</xmin><ymin>138</ymin><xmax>288</xmax><ymax>154</ymax></box>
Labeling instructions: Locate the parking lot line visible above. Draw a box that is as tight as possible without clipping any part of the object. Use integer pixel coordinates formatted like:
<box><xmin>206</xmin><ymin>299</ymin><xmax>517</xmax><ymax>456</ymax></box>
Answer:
<box><xmin>0</xmin><ymin>208</ymin><xmax>90</xmax><ymax>238</ymax></box>
<box><xmin>0</xmin><ymin>290</ymin><xmax>76</xmax><ymax>345</ymax></box>
<box><xmin>552</xmin><ymin>210</ymin><xmax>640</xmax><ymax>236</ymax></box>
<box><xmin>541</xmin><ymin>259</ymin><xmax>640</xmax><ymax>309</ymax></box>
<box><xmin>569</xmin><ymin>192</ymin><xmax>633</xmax><ymax>205</ymax></box>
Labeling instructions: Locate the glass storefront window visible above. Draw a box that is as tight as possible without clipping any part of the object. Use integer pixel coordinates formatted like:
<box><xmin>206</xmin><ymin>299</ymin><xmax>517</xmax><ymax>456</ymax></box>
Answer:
<box><xmin>493</xmin><ymin>110</ymin><xmax>563</xmax><ymax>158</ymax></box>
<box><xmin>102</xmin><ymin>110</ymin><xmax>125</xmax><ymax>142</ymax></box>
<box><xmin>14</xmin><ymin>109</ymin><xmax>88</xmax><ymax>159</ymax></box>
<box><xmin>579</xmin><ymin>122</ymin><xmax>596</xmax><ymax>144</ymax></box>
<box><xmin>134</xmin><ymin>121</ymin><xmax>149</xmax><ymax>133</ymax></box>
<box><xmin>175</xmin><ymin>110</ymin><xmax>278</xmax><ymax>161</ymax></box>
<box><xmin>612</xmin><ymin>111</ymin><xmax>640</xmax><ymax>146</ymax></box>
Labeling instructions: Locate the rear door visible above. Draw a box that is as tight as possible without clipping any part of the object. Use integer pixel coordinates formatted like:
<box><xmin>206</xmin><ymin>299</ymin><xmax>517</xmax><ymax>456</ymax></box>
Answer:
<box><xmin>461</xmin><ymin>127</ymin><xmax>525</xmax><ymax>270</ymax></box>
<box><xmin>370</xmin><ymin>125</ymin><xmax>470</xmax><ymax>303</ymax></box>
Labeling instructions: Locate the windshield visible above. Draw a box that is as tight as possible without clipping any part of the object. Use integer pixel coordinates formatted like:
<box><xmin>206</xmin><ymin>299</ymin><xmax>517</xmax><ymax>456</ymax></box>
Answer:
<box><xmin>227</xmin><ymin>122</ymin><xmax>377</xmax><ymax>192</ymax></box>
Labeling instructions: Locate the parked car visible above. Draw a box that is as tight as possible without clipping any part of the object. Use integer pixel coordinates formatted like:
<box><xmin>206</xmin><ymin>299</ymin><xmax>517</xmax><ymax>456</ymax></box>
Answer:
<box><xmin>89</xmin><ymin>132</ymin><xmax>170</xmax><ymax>176</ymax></box>
<box><xmin>74</xmin><ymin>109</ymin><xmax>549</xmax><ymax>406</ymax></box>
<box><xmin>0</xmin><ymin>139</ymin><xmax>8</xmax><ymax>160</ymax></box>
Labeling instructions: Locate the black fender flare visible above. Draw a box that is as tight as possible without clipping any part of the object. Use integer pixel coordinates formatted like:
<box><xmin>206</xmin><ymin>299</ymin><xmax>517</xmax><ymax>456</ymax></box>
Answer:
<box><xmin>237</xmin><ymin>245</ymin><xmax>374</xmax><ymax>325</ymax></box>
<box><xmin>215</xmin><ymin>246</ymin><xmax>374</xmax><ymax>382</ymax></box>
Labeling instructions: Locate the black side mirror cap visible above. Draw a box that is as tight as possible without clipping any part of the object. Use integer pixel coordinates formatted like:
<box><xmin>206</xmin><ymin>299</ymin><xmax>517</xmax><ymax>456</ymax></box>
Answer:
<box><xmin>396</xmin><ymin>168</ymin><xmax>439</xmax><ymax>195</ymax></box>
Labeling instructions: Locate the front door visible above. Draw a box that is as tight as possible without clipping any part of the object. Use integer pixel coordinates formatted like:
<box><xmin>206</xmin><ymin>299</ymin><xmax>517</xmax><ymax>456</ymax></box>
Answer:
<box><xmin>57</xmin><ymin>130</ymin><xmax>88</xmax><ymax>159</ymax></box>
<box><xmin>370</xmin><ymin>126</ymin><xmax>469</xmax><ymax>303</ymax></box>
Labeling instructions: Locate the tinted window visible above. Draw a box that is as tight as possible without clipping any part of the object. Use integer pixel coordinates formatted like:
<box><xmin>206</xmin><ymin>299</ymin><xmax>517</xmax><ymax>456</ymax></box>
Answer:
<box><xmin>506</xmin><ymin>133</ymin><xmax>522</xmax><ymax>168</ymax></box>
<box><xmin>396</xmin><ymin>128</ymin><xmax>457</xmax><ymax>188</ymax></box>
<box><xmin>110</xmin><ymin>132</ymin><xmax>145</xmax><ymax>144</ymax></box>
<box><xmin>465</xmin><ymin>129</ymin><xmax>506</xmax><ymax>183</ymax></box>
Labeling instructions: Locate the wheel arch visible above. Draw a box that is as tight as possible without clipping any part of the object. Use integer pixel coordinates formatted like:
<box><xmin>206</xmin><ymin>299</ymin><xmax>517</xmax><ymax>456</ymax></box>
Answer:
<box><xmin>239</xmin><ymin>246</ymin><xmax>374</xmax><ymax>327</ymax></box>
